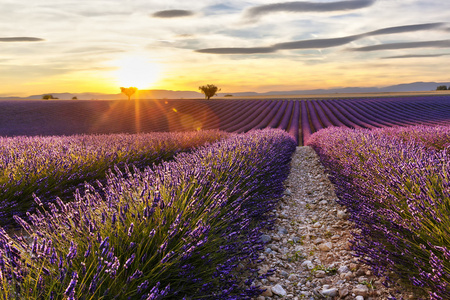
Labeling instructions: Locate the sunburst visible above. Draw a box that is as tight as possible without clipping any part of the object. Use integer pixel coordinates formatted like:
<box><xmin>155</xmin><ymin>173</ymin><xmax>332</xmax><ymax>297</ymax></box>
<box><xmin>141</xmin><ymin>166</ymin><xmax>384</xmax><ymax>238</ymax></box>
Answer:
<box><xmin>113</xmin><ymin>55</ymin><xmax>162</xmax><ymax>89</ymax></box>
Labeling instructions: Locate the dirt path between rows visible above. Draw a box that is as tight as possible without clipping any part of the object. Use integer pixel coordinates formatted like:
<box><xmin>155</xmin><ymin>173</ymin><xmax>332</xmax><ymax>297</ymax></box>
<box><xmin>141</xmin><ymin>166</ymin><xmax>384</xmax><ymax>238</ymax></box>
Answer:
<box><xmin>251</xmin><ymin>146</ymin><xmax>416</xmax><ymax>300</ymax></box>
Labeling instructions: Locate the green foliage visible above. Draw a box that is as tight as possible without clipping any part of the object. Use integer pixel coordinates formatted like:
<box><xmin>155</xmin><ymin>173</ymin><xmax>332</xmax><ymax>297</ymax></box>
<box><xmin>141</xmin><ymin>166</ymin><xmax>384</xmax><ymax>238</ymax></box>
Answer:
<box><xmin>42</xmin><ymin>94</ymin><xmax>58</xmax><ymax>100</ymax></box>
<box><xmin>436</xmin><ymin>85</ymin><xmax>448</xmax><ymax>90</ymax></box>
<box><xmin>287</xmin><ymin>250</ymin><xmax>306</xmax><ymax>262</ymax></box>
<box><xmin>199</xmin><ymin>84</ymin><xmax>221</xmax><ymax>100</ymax></box>
<box><xmin>362</xmin><ymin>279</ymin><xmax>375</xmax><ymax>289</ymax></box>
<box><xmin>310</xmin><ymin>264</ymin><xmax>337</xmax><ymax>275</ymax></box>
<box><xmin>120</xmin><ymin>87</ymin><xmax>138</xmax><ymax>100</ymax></box>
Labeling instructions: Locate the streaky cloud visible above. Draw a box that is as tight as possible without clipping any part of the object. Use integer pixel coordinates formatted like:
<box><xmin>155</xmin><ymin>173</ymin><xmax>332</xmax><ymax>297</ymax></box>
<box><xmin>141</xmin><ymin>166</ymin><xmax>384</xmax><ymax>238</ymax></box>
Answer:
<box><xmin>195</xmin><ymin>47</ymin><xmax>275</xmax><ymax>54</ymax></box>
<box><xmin>245</xmin><ymin>0</ymin><xmax>376</xmax><ymax>20</ymax></box>
<box><xmin>152</xmin><ymin>10</ymin><xmax>194</xmax><ymax>18</ymax></box>
<box><xmin>196</xmin><ymin>22</ymin><xmax>447</xmax><ymax>55</ymax></box>
<box><xmin>351</xmin><ymin>39</ymin><xmax>450</xmax><ymax>52</ymax></box>
<box><xmin>381</xmin><ymin>53</ymin><xmax>450</xmax><ymax>59</ymax></box>
<box><xmin>366</xmin><ymin>22</ymin><xmax>446</xmax><ymax>36</ymax></box>
<box><xmin>274</xmin><ymin>35</ymin><xmax>362</xmax><ymax>50</ymax></box>
<box><xmin>0</xmin><ymin>37</ymin><xmax>44</xmax><ymax>42</ymax></box>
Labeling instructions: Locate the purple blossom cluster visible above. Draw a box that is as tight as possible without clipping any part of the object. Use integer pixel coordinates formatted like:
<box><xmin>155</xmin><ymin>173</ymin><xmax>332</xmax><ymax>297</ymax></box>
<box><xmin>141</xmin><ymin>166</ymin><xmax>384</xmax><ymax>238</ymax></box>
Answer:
<box><xmin>307</xmin><ymin>125</ymin><xmax>450</xmax><ymax>299</ymax></box>
<box><xmin>0</xmin><ymin>128</ymin><xmax>296</xmax><ymax>299</ymax></box>
<box><xmin>0</xmin><ymin>131</ymin><xmax>228</xmax><ymax>228</ymax></box>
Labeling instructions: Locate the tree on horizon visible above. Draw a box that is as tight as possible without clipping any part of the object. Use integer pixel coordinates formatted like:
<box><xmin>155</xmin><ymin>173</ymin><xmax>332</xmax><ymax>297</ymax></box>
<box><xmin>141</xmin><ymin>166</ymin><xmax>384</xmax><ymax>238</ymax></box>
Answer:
<box><xmin>42</xmin><ymin>94</ymin><xmax>58</xmax><ymax>100</ymax></box>
<box><xmin>120</xmin><ymin>87</ymin><xmax>138</xmax><ymax>100</ymax></box>
<box><xmin>199</xmin><ymin>84</ymin><xmax>220</xmax><ymax>100</ymax></box>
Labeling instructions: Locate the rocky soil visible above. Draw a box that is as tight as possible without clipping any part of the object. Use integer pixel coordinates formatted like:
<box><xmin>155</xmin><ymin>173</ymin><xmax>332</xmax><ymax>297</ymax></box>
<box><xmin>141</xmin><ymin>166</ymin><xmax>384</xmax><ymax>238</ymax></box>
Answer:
<box><xmin>251</xmin><ymin>146</ymin><xmax>416</xmax><ymax>300</ymax></box>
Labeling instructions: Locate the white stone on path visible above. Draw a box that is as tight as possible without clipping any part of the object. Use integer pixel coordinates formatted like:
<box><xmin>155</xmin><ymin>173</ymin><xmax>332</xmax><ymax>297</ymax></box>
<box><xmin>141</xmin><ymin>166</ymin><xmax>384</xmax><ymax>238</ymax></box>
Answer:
<box><xmin>319</xmin><ymin>242</ymin><xmax>333</xmax><ymax>251</ymax></box>
<box><xmin>271</xmin><ymin>284</ymin><xmax>287</xmax><ymax>296</ymax></box>
<box><xmin>322</xmin><ymin>287</ymin><xmax>338</xmax><ymax>297</ymax></box>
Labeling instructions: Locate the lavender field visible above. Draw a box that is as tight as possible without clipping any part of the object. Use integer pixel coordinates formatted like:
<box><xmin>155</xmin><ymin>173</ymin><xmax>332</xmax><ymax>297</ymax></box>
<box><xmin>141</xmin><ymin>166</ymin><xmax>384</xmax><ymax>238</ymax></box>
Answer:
<box><xmin>1</xmin><ymin>95</ymin><xmax>450</xmax><ymax>299</ymax></box>
<box><xmin>308</xmin><ymin>126</ymin><xmax>450</xmax><ymax>300</ymax></box>
<box><xmin>0</xmin><ymin>129</ymin><xmax>296</xmax><ymax>299</ymax></box>
<box><xmin>0</xmin><ymin>131</ymin><xmax>229</xmax><ymax>228</ymax></box>
<box><xmin>2</xmin><ymin>95</ymin><xmax>450</xmax><ymax>145</ymax></box>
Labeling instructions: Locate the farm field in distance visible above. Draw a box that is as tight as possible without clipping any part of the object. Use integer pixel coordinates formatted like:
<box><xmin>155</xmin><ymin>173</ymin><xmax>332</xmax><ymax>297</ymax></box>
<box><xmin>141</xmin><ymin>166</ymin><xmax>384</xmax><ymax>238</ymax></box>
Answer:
<box><xmin>1</xmin><ymin>94</ymin><xmax>450</xmax><ymax>145</ymax></box>
<box><xmin>1</xmin><ymin>93</ymin><xmax>450</xmax><ymax>299</ymax></box>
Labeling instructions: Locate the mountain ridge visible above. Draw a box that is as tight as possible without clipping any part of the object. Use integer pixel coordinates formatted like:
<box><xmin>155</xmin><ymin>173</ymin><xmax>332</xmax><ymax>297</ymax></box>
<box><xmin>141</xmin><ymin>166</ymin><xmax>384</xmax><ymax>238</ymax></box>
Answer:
<box><xmin>2</xmin><ymin>81</ymin><xmax>449</xmax><ymax>100</ymax></box>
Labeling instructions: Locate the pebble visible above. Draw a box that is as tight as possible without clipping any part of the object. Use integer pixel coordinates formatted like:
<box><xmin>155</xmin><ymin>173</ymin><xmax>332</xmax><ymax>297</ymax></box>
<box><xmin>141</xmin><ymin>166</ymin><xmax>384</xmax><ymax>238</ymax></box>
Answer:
<box><xmin>261</xmin><ymin>286</ymin><xmax>273</xmax><ymax>297</ymax></box>
<box><xmin>278</xmin><ymin>227</ymin><xmax>288</xmax><ymax>235</ymax></box>
<box><xmin>244</xmin><ymin>146</ymin><xmax>414</xmax><ymax>300</ymax></box>
<box><xmin>287</xmin><ymin>273</ymin><xmax>298</xmax><ymax>281</ymax></box>
<box><xmin>337</xmin><ymin>210</ymin><xmax>349</xmax><ymax>220</ymax></box>
<box><xmin>260</xmin><ymin>234</ymin><xmax>271</xmax><ymax>243</ymax></box>
<box><xmin>312</xmin><ymin>222</ymin><xmax>322</xmax><ymax>228</ymax></box>
<box><xmin>339</xmin><ymin>287</ymin><xmax>349</xmax><ymax>297</ymax></box>
<box><xmin>315</xmin><ymin>270</ymin><xmax>326</xmax><ymax>278</ymax></box>
<box><xmin>318</xmin><ymin>242</ymin><xmax>332</xmax><ymax>251</ymax></box>
<box><xmin>301</xmin><ymin>260</ymin><xmax>314</xmax><ymax>270</ymax></box>
<box><xmin>283</xmin><ymin>189</ymin><xmax>292</xmax><ymax>196</ymax></box>
<box><xmin>271</xmin><ymin>284</ymin><xmax>287</xmax><ymax>296</ymax></box>
<box><xmin>353</xmin><ymin>284</ymin><xmax>370</xmax><ymax>296</ymax></box>
<box><xmin>280</xmin><ymin>270</ymin><xmax>289</xmax><ymax>278</ymax></box>
<box><xmin>322</xmin><ymin>287</ymin><xmax>338</xmax><ymax>297</ymax></box>
<box><xmin>313</xmin><ymin>237</ymin><xmax>323</xmax><ymax>245</ymax></box>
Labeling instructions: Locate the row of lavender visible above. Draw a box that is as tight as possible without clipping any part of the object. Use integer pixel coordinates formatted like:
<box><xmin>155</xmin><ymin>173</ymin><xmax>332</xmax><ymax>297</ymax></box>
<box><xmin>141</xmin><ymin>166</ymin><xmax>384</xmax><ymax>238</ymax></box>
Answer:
<box><xmin>0</xmin><ymin>131</ymin><xmax>229</xmax><ymax>227</ymax></box>
<box><xmin>0</xmin><ymin>129</ymin><xmax>296</xmax><ymax>299</ymax></box>
<box><xmin>2</xmin><ymin>95</ymin><xmax>450</xmax><ymax>145</ymax></box>
<box><xmin>307</xmin><ymin>125</ymin><xmax>450</xmax><ymax>299</ymax></box>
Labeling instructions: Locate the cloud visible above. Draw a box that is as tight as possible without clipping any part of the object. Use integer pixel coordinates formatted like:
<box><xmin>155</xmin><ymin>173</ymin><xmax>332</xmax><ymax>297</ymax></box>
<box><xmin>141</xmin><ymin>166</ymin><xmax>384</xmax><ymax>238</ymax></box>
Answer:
<box><xmin>152</xmin><ymin>10</ymin><xmax>195</xmax><ymax>18</ymax></box>
<box><xmin>196</xmin><ymin>22</ymin><xmax>446</xmax><ymax>54</ymax></box>
<box><xmin>196</xmin><ymin>47</ymin><xmax>275</xmax><ymax>54</ymax></box>
<box><xmin>0</xmin><ymin>37</ymin><xmax>44</xmax><ymax>42</ymax></box>
<box><xmin>367</xmin><ymin>22</ymin><xmax>446</xmax><ymax>36</ymax></box>
<box><xmin>204</xmin><ymin>4</ymin><xmax>241</xmax><ymax>15</ymax></box>
<box><xmin>381</xmin><ymin>53</ymin><xmax>450</xmax><ymax>59</ymax></box>
<box><xmin>175</xmin><ymin>34</ymin><xmax>195</xmax><ymax>39</ymax></box>
<box><xmin>244</xmin><ymin>0</ymin><xmax>376</xmax><ymax>20</ymax></box>
<box><xmin>350</xmin><ymin>39</ymin><xmax>450</xmax><ymax>52</ymax></box>
<box><xmin>273</xmin><ymin>35</ymin><xmax>362</xmax><ymax>50</ymax></box>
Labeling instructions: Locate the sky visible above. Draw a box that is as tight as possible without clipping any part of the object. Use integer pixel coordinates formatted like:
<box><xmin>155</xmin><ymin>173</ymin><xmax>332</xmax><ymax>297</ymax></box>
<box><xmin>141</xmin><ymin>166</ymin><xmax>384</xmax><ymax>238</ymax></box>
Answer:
<box><xmin>1</xmin><ymin>0</ymin><xmax>450</xmax><ymax>97</ymax></box>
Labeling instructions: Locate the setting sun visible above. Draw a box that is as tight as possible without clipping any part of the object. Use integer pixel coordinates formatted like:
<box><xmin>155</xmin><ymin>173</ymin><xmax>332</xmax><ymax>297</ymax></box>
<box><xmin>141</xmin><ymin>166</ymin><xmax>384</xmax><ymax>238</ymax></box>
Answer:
<box><xmin>113</xmin><ymin>55</ymin><xmax>162</xmax><ymax>89</ymax></box>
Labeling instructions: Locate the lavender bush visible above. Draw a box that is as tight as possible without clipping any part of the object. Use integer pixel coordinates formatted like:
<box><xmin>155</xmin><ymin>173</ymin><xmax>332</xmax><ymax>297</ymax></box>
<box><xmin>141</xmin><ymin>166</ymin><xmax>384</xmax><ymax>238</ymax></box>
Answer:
<box><xmin>307</xmin><ymin>126</ymin><xmax>450</xmax><ymax>299</ymax></box>
<box><xmin>0</xmin><ymin>128</ymin><xmax>296</xmax><ymax>299</ymax></box>
<box><xmin>0</xmin><ymin>131</ymin><xmax>229</xmax><ymax>227</ymax></box>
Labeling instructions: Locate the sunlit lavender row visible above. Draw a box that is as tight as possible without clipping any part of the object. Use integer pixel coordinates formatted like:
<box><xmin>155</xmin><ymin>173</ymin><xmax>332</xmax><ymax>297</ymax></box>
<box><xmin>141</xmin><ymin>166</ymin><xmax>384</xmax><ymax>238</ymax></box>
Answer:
<box><xmin>0</xmin><ymin>129</ymin><xmax>296</xmax><ymax>299</ymax></box>
<box><xmin>0</xmin><ymin>131</ymin><xmax>229</xmax><ymax>227</ymax></box>
<box><xmin>307</xmin><ymin>125</ymin><xmax>450</xmax><ymax>300</ymax></box>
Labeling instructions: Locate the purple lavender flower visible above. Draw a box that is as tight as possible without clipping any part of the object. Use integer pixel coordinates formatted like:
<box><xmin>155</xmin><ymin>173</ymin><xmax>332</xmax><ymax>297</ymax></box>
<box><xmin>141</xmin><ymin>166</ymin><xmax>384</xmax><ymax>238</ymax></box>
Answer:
<box><xmin>137</xmin><ymin>280</ymin><xmax>149</xmax><ymax>294</ymax></box>
<box><xmin>84</xmin><ymin>243</ymin><xmax>91</xmax><ymax>258</ymax></box>
<box><xmin>124</xmin><ymin>253</ymin><xmax>135</xmax><ymax>269</ymax></box>
<box><xmin>64</xmin><ymin>271</ymin><xmax>78</xmax><ymax>298</ymax></box>
<box><xmin>66</xmin><ymin>241</ymin><xmax>77</xmax><ymax>261</ymax></box>
<box><xmin>127</xmin><ymin>223</ymin><xmax>134</xmax><ymax>236</ymax></box>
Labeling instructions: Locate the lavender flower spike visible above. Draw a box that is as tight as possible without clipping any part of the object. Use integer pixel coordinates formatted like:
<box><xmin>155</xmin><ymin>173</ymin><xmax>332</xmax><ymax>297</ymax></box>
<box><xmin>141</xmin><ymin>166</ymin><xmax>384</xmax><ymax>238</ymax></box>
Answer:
<box><xmin>64</xmin><ymin>271</ymin><xmax>78</xmax><ymax>299</ymax></box>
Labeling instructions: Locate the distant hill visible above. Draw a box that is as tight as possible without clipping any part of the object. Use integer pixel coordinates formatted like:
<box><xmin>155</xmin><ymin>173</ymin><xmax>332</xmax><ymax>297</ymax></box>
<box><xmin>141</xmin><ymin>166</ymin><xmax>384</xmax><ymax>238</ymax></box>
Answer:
<box><xmin>2</xmin><ymin>81</ymin><xmax>449</xmax><ymax>100</ymax></box>
<box><xmin>17</xmin><ymin>90</ymin><xmax>204</xmax><ymax>100</ymax></box>
<box><xmin>218</xmin><ymin>81</ymin><xmax>450</xmax><ymax>97</ymax></box>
